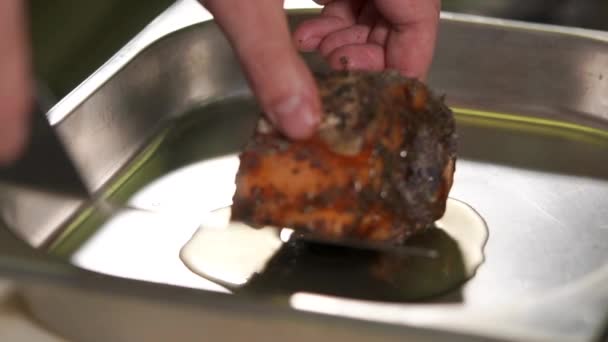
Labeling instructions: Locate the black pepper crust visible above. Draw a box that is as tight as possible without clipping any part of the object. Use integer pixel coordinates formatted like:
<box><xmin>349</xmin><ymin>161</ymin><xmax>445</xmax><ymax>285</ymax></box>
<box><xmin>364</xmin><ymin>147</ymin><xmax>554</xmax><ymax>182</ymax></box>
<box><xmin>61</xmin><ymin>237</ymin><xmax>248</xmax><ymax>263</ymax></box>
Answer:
<box><xmin>231</xmin><ymin>70</ymin><xmax>457</xmax><ymax>244</ymax></box>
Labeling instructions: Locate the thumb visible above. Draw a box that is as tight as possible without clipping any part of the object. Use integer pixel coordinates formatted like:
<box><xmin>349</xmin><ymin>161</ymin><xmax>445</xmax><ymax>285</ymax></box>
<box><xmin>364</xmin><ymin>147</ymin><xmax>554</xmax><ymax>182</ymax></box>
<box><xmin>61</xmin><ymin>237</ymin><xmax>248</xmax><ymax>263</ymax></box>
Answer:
<box><xmin>203</xmin><ymin>0</ymin><xmax>321</xmax><ymax>139</ymax></box>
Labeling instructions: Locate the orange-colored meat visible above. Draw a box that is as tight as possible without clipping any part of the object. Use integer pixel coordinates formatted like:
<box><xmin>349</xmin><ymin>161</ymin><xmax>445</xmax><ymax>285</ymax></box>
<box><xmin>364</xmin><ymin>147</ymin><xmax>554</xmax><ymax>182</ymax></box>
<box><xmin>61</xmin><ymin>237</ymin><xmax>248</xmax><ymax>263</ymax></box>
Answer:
<box><xmin>231</xmin><ymin>70</ymin><xmax>457</xmax><ymax>244</ymax></box>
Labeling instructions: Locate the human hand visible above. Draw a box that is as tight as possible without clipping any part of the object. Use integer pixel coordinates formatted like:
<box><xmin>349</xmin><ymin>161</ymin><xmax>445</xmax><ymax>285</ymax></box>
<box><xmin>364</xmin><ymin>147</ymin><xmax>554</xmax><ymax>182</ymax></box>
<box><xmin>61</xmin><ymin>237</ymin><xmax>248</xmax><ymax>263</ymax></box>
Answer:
<box><xmin>294</xmin><ymin>0</ymin><xmax>441</xmax><ymax>80</ymax></box>
<box><xmin>202</xmin><ymin>0</ymin><xmax>323</xmax><ymax>140</ymax></box>
<box><xmin>0</xmin><ymin>0</ymin><xmax>441</xmax><ymax>166</ymax></box>
<box><xmin>0</xmin><ymin>0</ymin><xmax>31</xmax><ymax>165</ymax></box>
<box><xmin>203</xmin><ymin>0</ymin><xmax>440</xmax><ymax>141</ymax></box>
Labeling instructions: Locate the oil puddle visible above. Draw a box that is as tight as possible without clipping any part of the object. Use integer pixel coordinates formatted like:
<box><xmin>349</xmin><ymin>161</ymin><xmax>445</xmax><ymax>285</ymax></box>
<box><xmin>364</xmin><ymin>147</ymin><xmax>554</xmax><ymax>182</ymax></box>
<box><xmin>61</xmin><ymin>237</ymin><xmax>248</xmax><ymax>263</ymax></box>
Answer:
<box><xmin>180</xmin><ymin>198</ymin><xmax>488</xmax><ymax>302</ymax></box>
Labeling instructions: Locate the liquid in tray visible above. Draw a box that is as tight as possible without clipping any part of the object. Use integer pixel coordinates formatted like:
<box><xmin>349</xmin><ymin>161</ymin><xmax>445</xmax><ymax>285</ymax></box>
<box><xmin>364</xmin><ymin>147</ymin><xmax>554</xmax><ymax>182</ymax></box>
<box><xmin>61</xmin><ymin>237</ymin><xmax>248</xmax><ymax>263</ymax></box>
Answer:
<box><xmin>180</xmin><ymin>198</ymin><xmax>488</xmax><ymax>302</ymax></box>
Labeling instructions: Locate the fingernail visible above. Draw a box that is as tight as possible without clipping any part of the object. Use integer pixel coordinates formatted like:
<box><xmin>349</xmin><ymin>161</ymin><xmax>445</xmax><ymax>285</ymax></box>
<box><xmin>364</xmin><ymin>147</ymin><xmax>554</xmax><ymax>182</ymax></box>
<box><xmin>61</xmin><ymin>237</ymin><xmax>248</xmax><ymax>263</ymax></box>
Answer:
<box><xmin>270</xmin><ymin>95</ymin><xmax>319</xmax><ymax>139</ymax></box>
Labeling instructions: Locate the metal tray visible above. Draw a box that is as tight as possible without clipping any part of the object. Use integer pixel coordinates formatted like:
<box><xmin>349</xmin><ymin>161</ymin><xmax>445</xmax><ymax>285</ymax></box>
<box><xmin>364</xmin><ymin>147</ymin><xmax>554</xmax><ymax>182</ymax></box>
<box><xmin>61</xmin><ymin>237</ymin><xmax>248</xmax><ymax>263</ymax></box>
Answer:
<box><xmin>1</xmin><ymin>1</ymin><xmax>608</xmax><ymax>341</ymax></box>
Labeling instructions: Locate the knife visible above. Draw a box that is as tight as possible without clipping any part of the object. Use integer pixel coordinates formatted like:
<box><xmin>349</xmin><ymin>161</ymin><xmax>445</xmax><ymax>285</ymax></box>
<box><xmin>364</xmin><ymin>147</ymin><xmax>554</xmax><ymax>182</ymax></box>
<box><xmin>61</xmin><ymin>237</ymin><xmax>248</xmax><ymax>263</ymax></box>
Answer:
<box><xmin>0</xmin><ymin>92</ymin><xmax>90</xmax><ymax>198</ymax></box>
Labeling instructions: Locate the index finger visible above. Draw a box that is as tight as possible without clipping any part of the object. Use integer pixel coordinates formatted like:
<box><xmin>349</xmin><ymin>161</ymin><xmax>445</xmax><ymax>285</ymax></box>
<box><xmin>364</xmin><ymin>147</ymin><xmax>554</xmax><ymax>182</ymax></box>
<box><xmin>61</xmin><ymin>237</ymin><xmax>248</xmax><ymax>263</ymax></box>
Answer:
<box><xmin>202</xmin><ymin>0</ymin><xmax>322</xmax><ymax>139</ymax></box>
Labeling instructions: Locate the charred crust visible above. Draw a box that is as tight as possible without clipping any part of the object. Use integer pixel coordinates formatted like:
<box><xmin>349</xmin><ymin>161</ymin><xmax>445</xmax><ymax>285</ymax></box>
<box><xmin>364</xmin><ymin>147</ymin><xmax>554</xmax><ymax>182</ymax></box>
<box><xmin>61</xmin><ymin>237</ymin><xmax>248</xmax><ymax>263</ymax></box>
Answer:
<box><xmin>233</xmin><ymin>70</ymin><xmax>457</xmax><ymax>243</ymax></box>
<box><xmin>239</xmin><ymin>152</ymin><xmax>261</xmax><ymax>172</ymax></box>
<box><xmin>312</xmin><ymin>219</ymin><xmax>327</xmax><ymax>232</ymax></box>
<box><xmin>230</xmin><ymin>196</ymin><xmax>254</xmax><ymax>223</ymax></box>
<box><xmin>294</xmin><ymin>148</ymin><xmax>311</xmax><ymax>161</ymax></box>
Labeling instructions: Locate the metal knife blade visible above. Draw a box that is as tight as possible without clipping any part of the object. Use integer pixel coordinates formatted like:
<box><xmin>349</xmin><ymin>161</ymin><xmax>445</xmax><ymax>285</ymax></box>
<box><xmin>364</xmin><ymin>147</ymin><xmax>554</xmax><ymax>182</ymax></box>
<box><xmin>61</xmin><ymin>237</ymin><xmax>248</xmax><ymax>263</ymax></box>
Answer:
<box><xmin>291</xmin><ymin>231</ymin><xmax>439</xmax><ymax>258</ymax></box>
<box><xmin>0</xmin><ymin>96</ymin><xmax>90</xmax><ymax>198</ymax></box>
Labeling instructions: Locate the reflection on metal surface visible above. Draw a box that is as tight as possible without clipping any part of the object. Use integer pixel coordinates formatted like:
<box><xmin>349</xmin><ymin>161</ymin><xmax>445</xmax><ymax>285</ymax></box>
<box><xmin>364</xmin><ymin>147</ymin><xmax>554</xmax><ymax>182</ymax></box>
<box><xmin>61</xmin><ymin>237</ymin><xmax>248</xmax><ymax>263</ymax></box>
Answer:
<box><xmin>440</xmin><ymin>0</ymin><xmax>608</xmax><ymax>32</ymax></box>
<box><xmin>0</xmin><ymin>185</ymin><xmax>84</xmax><ymax>247</ymax></box>
<box><xmin>288</xmin><ymin>293</ymin><xmax>565</xmax><ymax>342</ymax></box>
<box><xmin>129</xmin><ymin>155</ymin><xmax>238</xmax><ymax>214</ymax></box>
<box><xmin>69</xmin><ymin>156</ymin><xmax>241</xmax><ymax>293</ymax></box>
<box><xmin>70</xmin><ymin>207</ymin><xmax>229</xmax><ymax>294</ymax></box>
<box><xmin>46</xmin><ymin>0</ymin><xmax>212</xmax><ymax>126</ymax></box>
<box><xmin>72</xmin><ymin>206</ymin><xmax>226</xmax><ymax>292</ymax></box>
<box><xmin>439</xmin><ymin>11</ymin><xmax>608</xmax><ymax>43</ymax></box>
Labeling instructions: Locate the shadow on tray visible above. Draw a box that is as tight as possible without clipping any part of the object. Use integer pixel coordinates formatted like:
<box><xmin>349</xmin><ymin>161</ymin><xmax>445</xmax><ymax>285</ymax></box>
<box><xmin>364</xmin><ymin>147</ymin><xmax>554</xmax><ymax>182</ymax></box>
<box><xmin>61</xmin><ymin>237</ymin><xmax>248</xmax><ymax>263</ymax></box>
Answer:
<box><xmin>234</xmin><ymin>228</ymin><xmax>466</xmax><ymax>304</ymax></box>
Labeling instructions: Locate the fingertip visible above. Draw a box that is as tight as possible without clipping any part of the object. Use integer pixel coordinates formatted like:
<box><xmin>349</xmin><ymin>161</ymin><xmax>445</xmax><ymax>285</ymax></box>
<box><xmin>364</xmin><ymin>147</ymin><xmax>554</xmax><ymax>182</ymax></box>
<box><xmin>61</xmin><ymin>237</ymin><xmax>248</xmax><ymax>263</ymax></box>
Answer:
<box><xmin>268</xmin><ymin>93</ymin><xmax>322</xmax><ymax>140</ymax></box>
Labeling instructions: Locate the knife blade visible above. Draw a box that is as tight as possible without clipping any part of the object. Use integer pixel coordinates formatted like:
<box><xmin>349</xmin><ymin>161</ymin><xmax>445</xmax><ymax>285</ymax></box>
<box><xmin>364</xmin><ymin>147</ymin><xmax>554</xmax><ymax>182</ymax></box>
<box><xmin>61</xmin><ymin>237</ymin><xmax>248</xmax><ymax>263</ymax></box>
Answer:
<box><xmin>290</xmin><ymin>230</ymin><xmax>439</xmax><ymax>258</ymax></box>
<box><xmin>0</xmin><ymin>95</ymin><xmax>90</xmax><ymax>198</ymax></box>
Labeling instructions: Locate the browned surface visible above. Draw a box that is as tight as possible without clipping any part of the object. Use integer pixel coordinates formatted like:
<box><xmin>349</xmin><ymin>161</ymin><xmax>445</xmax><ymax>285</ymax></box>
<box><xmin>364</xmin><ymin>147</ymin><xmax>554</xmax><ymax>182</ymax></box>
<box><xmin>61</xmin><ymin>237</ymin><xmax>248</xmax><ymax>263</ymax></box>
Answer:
<box><xmin>231</xmin><ymin>70</ymin><xmax>457</xmax><ymax>244</ymax></box>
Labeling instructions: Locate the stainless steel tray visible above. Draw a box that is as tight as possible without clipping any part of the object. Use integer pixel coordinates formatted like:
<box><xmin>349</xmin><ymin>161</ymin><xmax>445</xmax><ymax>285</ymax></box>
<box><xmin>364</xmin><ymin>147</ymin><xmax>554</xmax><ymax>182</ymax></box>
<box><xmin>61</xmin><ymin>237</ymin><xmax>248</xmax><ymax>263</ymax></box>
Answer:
<box><xmin>1</xmin><ymin>1</ymin><xmax>608</xmax><ymax>341</ymax></box>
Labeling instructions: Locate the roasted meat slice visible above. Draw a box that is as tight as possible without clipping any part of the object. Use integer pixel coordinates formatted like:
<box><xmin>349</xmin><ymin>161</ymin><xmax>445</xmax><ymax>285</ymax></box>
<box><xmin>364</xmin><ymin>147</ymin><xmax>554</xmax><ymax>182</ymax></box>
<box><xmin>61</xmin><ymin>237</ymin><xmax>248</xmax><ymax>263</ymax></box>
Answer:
<box><xmin>231</xmin><ymin>70</ymin><xmax>457</xmax><ymax>244</ymax></box>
